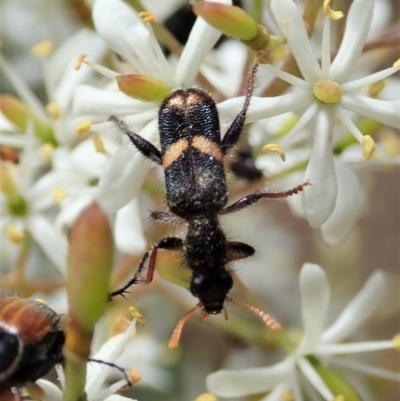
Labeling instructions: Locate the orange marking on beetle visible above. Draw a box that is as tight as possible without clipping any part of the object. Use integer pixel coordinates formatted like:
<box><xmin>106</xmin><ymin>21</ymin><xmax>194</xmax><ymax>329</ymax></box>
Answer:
<box><xmin>163</xmin><ymin>138</ymin><xmax>189</xmax><ymax>169</ymax></box>
<box><xmin>192</xmin><ymin>136</ymin><xmax>223</xmax><ymax>162</ymax></box>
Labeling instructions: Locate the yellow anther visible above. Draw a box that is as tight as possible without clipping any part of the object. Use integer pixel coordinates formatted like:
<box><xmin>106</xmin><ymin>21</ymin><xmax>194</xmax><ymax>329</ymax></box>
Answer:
<box><xmin>368</xmin><ymin>80</ymin><xmax>385</xmax><ymax>98</ymax></box>
<box><xmin>393</xmin><ymin>333</ymin><xmax>400</xmax><ymax>351</ymax></box>
<box><xmin>323</xmin><ymin>0</ymin><xmax>344</xmax><ymax>20</ymax></box>
<box><xmin>362</xmin><ymin>135</ymin><xmax>375</xmax><ymax>160</ymax></box>
<box><xmin>32</xmin><ymin>41</ymin><xmax>54</xmax><ymax>57</ymax></box>
<box><xmin>281</xmin><ymin>390</ymin><xmax>294</xmax><ymax>401</ymax></box>
<box><xmin>34</xmin><ymin>299</ymin><xmax>48</xmax><ymax>305</ymax></box>
<box><xmin>109</xmin><ymin>314</ymin><xmax>131</xmax><ymax>338</ymax></box>
<box><xmin>313</xmin><ymin>79</ymin><xmax>343</xmax><ymax>104</ymax></box>
<box><xmin>40</xmin><ymin>143</ymin><xmax>54</xmax><ymax>159</ymax></box>
<box><xmin>6</xmin><ymin>226</ymin><xmax>24</xmax><ymax>244</ymax></box>
<box><xmin>139</xmin><ymin>11</ymin><xmax>158</xmax><ymax>23</ymax></box>
<box><xmin>128</xmin><ymin>369</ymin><xmax>141</xmax><ymax>386</ymax></box>
<box><xmin>75</xmin><ymin>54</ymin><xmax>88</xmax><ymax>70</ymax></box>
<box><xmin>52</xmin><ymin>187</ymin><xmax>67</xmax><ymax>204</ymax></box>
<box><xmin>45</xmin><ymin>101</ymin><xmax>61</xmax><ymax>120</ymax></box>
<box><xmin>393</xmin><ymin>59</ymin><xmax>400</xmax><ymax>69</ymax></box>
<box><xmin>262</xmin><ymin>143</ymin><xmax>286</xmax><ymax>161</ymax></box>
<box><xmin>194</xmin><ymin>394</ymin><xmax>218</xmax><ymax>401</ymax></box>
<box><xmin>129</xmin><ymin>306</ymin><xmax>146</xmax><ymax>326</ymax></box>
<box><xmin>75</xmin><ymin>120</ymin><xmax>92</xmax><ymax>136</ymax></box>
<box><xmin>92</xmin><ymin>133</ymin><xmax>106</xmax><ymax>154</ymax></box>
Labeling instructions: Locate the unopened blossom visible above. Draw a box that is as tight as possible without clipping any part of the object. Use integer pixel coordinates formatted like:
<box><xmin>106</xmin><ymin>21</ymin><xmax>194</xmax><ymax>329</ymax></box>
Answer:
<box><xmin>207</xmin><ymin>264</ymin><xmax>398</xmax><ymax>401</ymax></box>
<box><xmin>219</xmin><ymin>0</ymin><xmax>400</xmax><ymax>228</ymax></box>
<box><xmin>36</xmin><ymin>316</ymin><xmax>140</xmax><ymax>401</ymax></box>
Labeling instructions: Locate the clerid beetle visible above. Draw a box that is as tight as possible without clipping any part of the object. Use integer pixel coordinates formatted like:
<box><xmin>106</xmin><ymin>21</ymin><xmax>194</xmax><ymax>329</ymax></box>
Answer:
<box><xmin>0</xmin><ymin>296</ymin><xmax>131</xmax><ymax>399</ymax></box>
<box><xmin>110</xmin><ymin>64</ymin><xmax>309</xmax><ymax>348</ymax></box>
<box><xmin>0</xmin><ymin>297</ymin><xmax>65</xmax><ymax>399</ymax></box>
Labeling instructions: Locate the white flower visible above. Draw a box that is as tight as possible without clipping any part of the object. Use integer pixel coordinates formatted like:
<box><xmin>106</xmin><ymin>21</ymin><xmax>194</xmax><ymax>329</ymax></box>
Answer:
<box><xmin>219</xmin><ymin>0</ymin><xmax>400</xmax><ymax>229</ymax></box>
<box><xmin>0</xmin><ymin>29</ymin><xmax>107</xmax><ymax>145</ymax></box>
<box><xmin>36</xmin><ymin>317</ymin><xmax>139</xmax><ymax>401</ymax></box>
<box><xmin>0</xmin><ymin>123</ymin><xmax>67</xmax><ymax>274</ymax></box>
<box><xmin>207</xmin><ymin>264</ymin><xmax>398</xmax><ymax>401</ymax></box>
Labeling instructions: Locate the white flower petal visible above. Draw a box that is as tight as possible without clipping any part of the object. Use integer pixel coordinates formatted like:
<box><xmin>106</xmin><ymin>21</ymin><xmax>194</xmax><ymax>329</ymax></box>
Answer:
<box><xmin>206</xmin><ymin>359</ymin><xmax>293</xmax><ymax>397</ymax></box>
<box><xmin>260</xmin><ymin>383</ymin><xmax>290</xmax><ymax>401</ymax></box>
<box><xmin>115</xmin><ymin>198</ymin><xmax>146</xmax><ymax>255</ymax></box>
<box><xmin>104</xmin><ymin>396</ymin><xmax>137</xmax><ymax>401</ymax></box>
<box><xmin>55</xmin><ymin>192</ymin><xmax>94</xmax><ymax>229</ymax></box>
<box><xmin>341</xmin><ymin>94</ymin><xmax>400</xmax><ymax>129</ymax></box>
<box><xmin>73</xmin><ymin>85</ymin><xmax>155</xmax><ymax>122</ymax></box>
<box><xmin>320</xmin><ymin>160</ymin><xmax>367</xmax><ymax>246</ymax></box>
<box><xmin>328</xmin><ymin>355</ymin><xmax>400</xmax><ymax>381</ymax></box>
<box><xmin>96</xmin><ymin>379</ymin><xmax>131</xmax><ymax>401</ymax></box>
<box><xmin>86</xmin><ymin>318</ymin><xmax>137</xmax><ymax>394</ymax></box>
<box><xmin>27</xmin><ymin>214</ymin><xmax>68</xmax><ymax>275</ymax></box>
<box><xmin>175</xmin><ymin>0</ymin><xmax>232</xmax><ymax>87</ymax></box>
<box><xmin>271</xmin><ymin>0</ymin><xmax>320</xmax><ymax>83</ymax></box>
<box><xmin>98</xmin><ymin>117</ymin><xmax>158</xmax><ymax>213</ymax></box>
<box><xmin>321</xmin><ymin>270</ymin><xmax>386</xmax><ymax>343</ymax></box>
<box><xmin>0</xmin><ymin>54</ymin><xmax>48</xmax><ymax>122</ymax></box>
<box><xmin>27</xmin><ymin>172</ymin><xmax>57</xmax><ymax>212</ymax></box>
<box><xmin>219</xmin><ymin>90</ymin><xmax>312</xmax><ymax>123</ymax></box>
<box><xmin>97</xmin><ymin>142</ymin><xmax>152</xmax><ymax>213</ymax></box>
<box><xmin>296</xmin><ymin>357</ymin><xmax>334</xmax><ymax>401</ymax></box>
<box><xmin>337</xmin><ymin>108</ymin><xmax>364</xmax><ymax>143</ymax></box>
<box><xmin>280</xmin><ymin>102</ymin><xmax>318</xmax><ymax>146</ymax></box>
<box><xmin>317</xmin><ymin>340</ymin><xmax>395</xmax><ymax>354</ymax></box>
<box><xmin>330</xmin><ymin>0</ymin><xmax>375</xmax><ymax>82</ymax></box>
<box><xmin>303</xmin><ymin>109</ymin><xmax>337</xmax><ymax>228</ymax></box>
<box><xmin>36</xmin><ymin>379</ymin><xmax>63</xmax><ymax>401</ymax></box>
<box><xmin>342</xmin><ymin>65</ymin><xmax>400</xmax><ymax>92</ymax></box>
<box><xmin>49</xmin><ymin>29</ymin><xmax>108</xmax><ymax>111</ymax></box>
<box><xmin>92</xmin><ymin>0</ymin><xmax>171</xmax><ymax>83</ymax></box>
<box><xmin>262</xmin><ymin>64</ymin><xmax>309</xmax><ymax>90</ymax></box>
<box><xmin>297</xmin><ymin>263</ymin><xmax>330</xmax><ymax>355</ymax></box>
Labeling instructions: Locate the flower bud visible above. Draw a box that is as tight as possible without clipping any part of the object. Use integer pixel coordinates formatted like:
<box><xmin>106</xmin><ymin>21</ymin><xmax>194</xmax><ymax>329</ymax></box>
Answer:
<box><xmin>66</xmin><ymin>202</ymin><xmax>114</xmax><ymax>337</ymax></box>
<box><xmin>116</xmin><ymin>74</ymin><xmax>170</xmax><ymax>102</ymax></box>
<box><xmin>0</xmin><ymin>164</ymin><xmax>28</xmax><ymax>216</ymax></box>
<box><xmin>193</xmin><ymin>2</ymin><xmax>270</xmax><ymax>51</ymax></box>
<box><xmin>0</xmin><ymin>95</ymin><xmax>57</xmax><ymax>145</ymax></box>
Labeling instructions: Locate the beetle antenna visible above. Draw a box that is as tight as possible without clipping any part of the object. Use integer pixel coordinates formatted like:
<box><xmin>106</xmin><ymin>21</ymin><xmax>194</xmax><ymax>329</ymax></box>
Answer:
<box><xmin>168</xmin><ymin>304</ymin><xmax>201</xmax><ymax>349</ymax></box>
<box><xmin>225</xmin><ymin>296</ymin><xmax>282</xmax><ymax>332</ymax></box>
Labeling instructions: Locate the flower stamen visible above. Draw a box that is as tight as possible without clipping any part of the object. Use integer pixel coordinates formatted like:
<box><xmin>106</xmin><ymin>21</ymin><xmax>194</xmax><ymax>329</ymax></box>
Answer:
<box><xmin>129</xmin><ymin>306</ymin><xmax>146</xmax><ymax>326</ymax></box>
<box><xmin>139</xmin><ymin>11</ymin><xmax>157</xmax><ymax>24</ymax></box>
<box><xmin>75</xmin><ymin>120</ymin><xmax>92</xmax><ymax>136</ymax></box>
<box><xmin>46</xmin><ymin>101</ymin><xmax>61</xmax><ymax>120</ymax></box>
<box><xmin>75</xmin><ymin>54</ymin><xmax>88</xmax><ymax>70</ymax></box>
<box><xmin>32</xmin><ymin>41</ymin><xmax>54</xmax><ymax>57</ymax></box>
<box><xmin>323</xmin><ymin>0</ymin><xmax>344</xmax><ymax>20</ymax></box>
<box><xmin>92</xmin><ymin>133</ymin><xmax>106</xmax><ymax>154</ymax></box>
<box><xmin>262</xmin><ymin>143</ymin><xmax>286</xmax><ymax>161</ymax></box>
<box><xmin>52</xmin><ymin>187</ymin><xmax>67</xmax><ymax>204</ymax></box>
<box><xmin>362</xmin><ymin>135</ymin><xmax>375</xmax><ymax>160</ymax></box>
<box><xmin>40</xmin><ymin>143</ymin><xmax>54</xmax><ymax>159</ymax></box>
<box><xmin>6</xmin><ymin>225</ymin><xmax>24</xmax><ymax>244</ymax></box>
